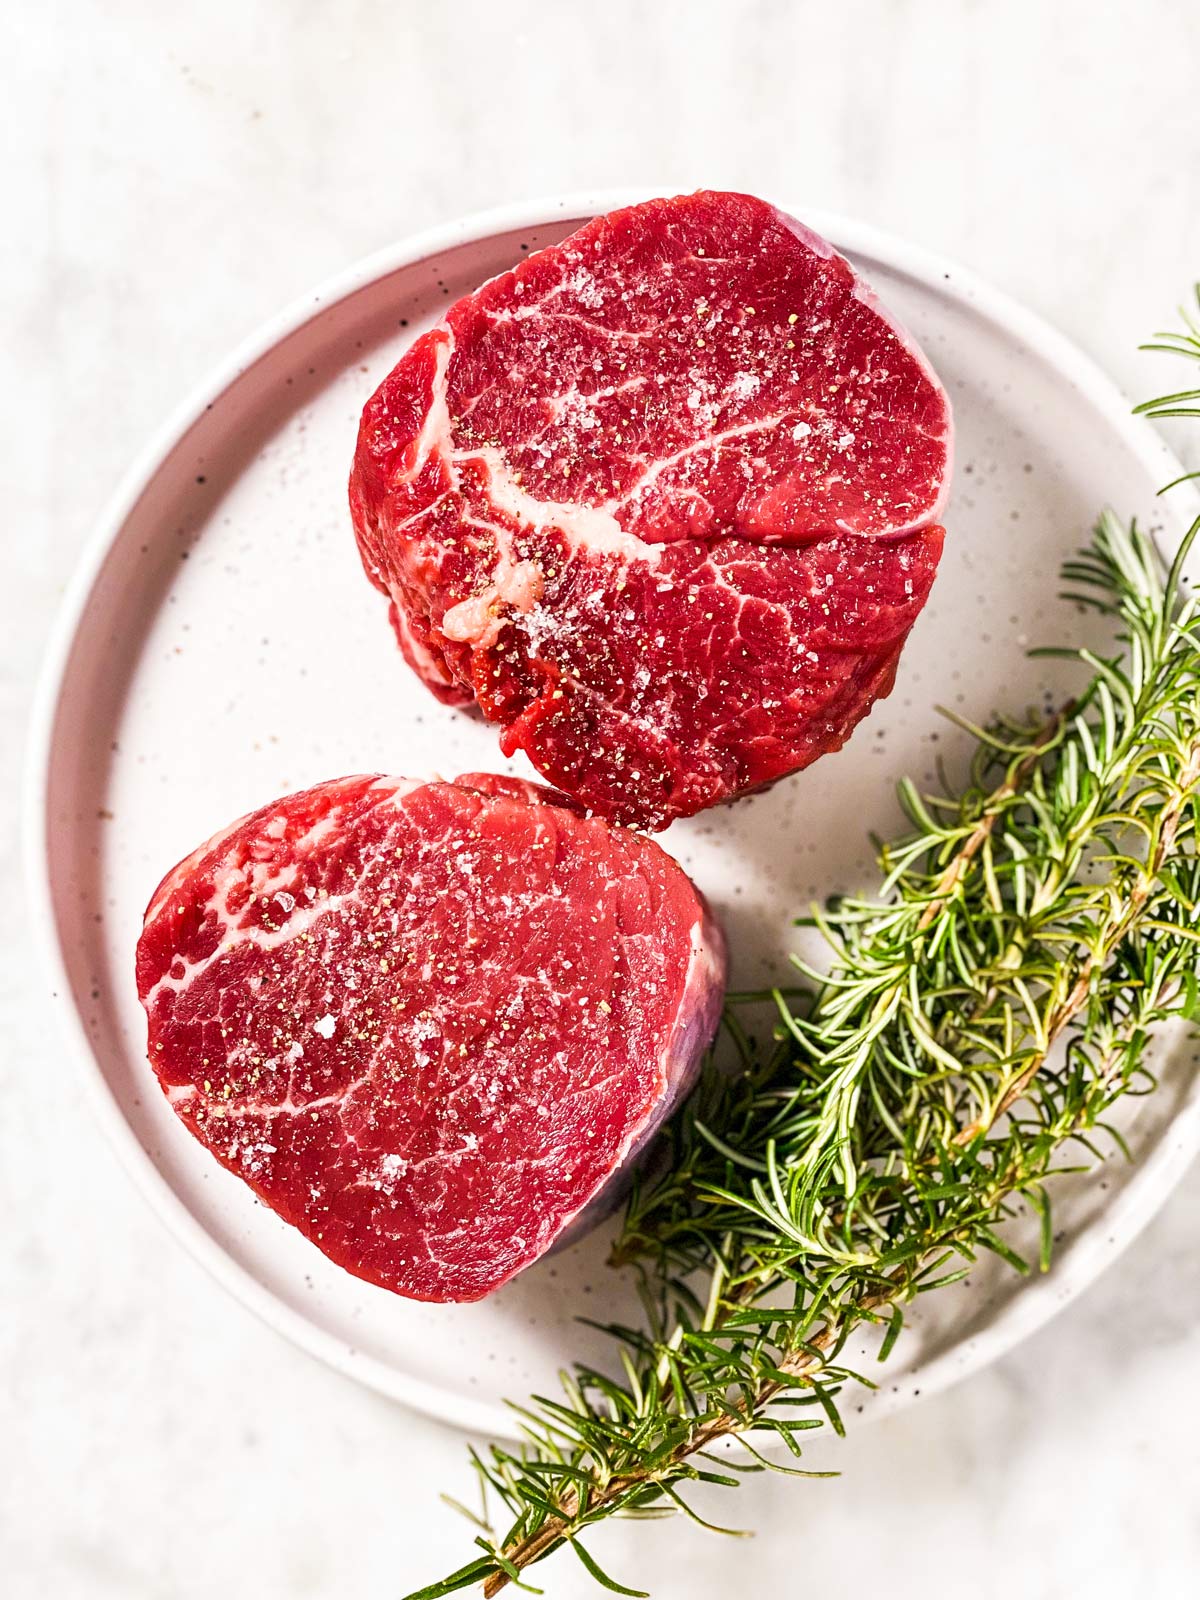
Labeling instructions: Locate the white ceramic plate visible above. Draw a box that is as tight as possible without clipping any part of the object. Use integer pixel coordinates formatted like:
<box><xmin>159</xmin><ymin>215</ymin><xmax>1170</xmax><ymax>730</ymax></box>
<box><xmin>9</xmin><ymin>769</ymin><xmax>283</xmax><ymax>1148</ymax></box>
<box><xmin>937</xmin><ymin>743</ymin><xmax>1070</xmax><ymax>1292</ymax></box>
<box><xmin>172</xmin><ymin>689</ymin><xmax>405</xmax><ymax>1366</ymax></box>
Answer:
<box><xmin>27</xmin><ymin>192</ymin><xmax>1200</xmax><ymax>1439</ymax></box>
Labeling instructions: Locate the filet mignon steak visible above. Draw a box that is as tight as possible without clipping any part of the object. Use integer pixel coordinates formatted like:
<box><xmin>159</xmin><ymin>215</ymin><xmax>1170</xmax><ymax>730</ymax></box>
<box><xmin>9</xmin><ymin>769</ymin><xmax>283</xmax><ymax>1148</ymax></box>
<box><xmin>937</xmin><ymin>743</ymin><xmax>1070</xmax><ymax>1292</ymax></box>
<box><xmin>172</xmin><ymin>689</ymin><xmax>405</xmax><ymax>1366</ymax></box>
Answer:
<box><xmin>136</xmin><ymin>773</ymin><xmax>725</xmax><ymax>1302</ymax></box>
<box><xmin>350</xmin><ymin>190</ymin><xmax>952</xmax><ymax>830</ymax></box>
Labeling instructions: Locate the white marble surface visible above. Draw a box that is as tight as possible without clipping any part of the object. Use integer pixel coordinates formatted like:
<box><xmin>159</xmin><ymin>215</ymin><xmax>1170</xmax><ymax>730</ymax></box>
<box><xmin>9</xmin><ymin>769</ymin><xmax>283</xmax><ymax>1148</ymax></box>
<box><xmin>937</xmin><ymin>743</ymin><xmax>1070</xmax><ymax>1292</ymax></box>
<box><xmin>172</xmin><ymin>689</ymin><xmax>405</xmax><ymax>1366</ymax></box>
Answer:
<box><xmin>4</xmin><ymin>2</ymin><xmax>1200</xmax><ymax>1595</ymax></box>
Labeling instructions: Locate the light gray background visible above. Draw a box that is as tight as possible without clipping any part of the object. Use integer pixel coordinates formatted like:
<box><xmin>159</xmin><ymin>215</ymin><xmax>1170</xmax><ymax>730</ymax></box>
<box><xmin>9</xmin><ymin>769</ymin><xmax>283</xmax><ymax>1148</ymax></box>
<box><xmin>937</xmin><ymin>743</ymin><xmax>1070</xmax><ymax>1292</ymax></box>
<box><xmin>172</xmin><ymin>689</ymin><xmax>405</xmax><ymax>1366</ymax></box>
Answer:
<box><xmin>5</xmin><ymin>3</ymin><xmax>1200</xmax><ymax>1595</ymax></box>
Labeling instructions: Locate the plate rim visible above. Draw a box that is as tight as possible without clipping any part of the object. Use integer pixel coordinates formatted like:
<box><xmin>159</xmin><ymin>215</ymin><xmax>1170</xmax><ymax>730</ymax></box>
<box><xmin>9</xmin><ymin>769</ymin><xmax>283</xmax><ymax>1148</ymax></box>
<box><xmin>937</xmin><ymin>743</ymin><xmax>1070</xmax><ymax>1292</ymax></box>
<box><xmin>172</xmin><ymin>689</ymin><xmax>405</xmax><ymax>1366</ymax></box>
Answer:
<box><xmin>24</xmin><ymin>189</ymin><xmax>1200</xmax><ymax>1436</ymax></box>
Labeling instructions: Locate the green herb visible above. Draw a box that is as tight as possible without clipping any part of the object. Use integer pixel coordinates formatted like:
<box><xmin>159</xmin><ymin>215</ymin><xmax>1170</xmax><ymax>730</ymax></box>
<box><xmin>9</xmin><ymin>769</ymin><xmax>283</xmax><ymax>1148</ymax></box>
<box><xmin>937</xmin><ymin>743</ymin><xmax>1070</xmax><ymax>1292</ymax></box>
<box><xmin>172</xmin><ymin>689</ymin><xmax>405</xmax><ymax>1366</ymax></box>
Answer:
<box><xmin>409</xmin><ymin>293</ymin><xmax>1200</xmax><ymax>1600</ymax></box>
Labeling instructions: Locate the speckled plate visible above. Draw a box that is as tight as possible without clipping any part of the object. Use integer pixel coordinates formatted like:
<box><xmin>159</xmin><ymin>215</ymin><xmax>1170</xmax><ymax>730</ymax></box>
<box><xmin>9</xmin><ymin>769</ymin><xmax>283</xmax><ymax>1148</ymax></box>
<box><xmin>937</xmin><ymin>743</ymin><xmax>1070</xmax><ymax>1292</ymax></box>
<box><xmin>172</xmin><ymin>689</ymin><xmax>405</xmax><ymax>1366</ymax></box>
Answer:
<box><xmin>26</xmin><ymin>192</ymin><xmax>1200</xmax><ymax>1438</ymax></box>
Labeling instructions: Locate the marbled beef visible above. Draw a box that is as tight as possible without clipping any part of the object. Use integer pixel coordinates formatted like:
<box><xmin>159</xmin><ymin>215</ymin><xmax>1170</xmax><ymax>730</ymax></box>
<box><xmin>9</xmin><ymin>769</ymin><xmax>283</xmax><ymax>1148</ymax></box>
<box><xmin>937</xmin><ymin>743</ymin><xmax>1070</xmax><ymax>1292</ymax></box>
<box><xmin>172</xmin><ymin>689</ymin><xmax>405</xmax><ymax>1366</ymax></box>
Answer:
<box><xmin>136</xmin><ymin>773</ymin><xmax>725</xmax><ymax>1302</ymax></box>
<box><xmin>350</xmin><ymin>191</ymin><xmax>952</xmax><ymax>829</ymax></box>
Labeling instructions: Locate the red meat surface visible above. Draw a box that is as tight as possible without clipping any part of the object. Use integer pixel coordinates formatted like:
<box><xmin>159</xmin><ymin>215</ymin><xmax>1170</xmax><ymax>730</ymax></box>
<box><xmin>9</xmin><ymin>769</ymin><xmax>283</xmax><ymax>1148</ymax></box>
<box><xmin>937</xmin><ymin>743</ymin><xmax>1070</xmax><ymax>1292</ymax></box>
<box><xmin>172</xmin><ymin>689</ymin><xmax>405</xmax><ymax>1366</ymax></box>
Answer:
<box><xmin>350</xmin><ymin>190</ymin><xmax>952</xmax><ymax>830</ymax></box>
<box><xmin>136</xmin><ymin>774</ymin><xmax>725</xmax><ymax>1302</ymax></box>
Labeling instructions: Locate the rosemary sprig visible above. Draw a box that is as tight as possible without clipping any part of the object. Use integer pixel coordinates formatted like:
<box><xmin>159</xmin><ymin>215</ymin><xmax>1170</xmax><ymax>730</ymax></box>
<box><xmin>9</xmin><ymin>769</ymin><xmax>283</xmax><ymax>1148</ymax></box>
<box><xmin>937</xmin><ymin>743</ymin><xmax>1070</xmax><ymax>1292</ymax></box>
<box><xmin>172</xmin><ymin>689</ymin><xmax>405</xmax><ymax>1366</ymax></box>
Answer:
<box><xmin>409</xmin><ymin>306</ymin><xmax>1200</xmax><ymax>1600</ymax></box>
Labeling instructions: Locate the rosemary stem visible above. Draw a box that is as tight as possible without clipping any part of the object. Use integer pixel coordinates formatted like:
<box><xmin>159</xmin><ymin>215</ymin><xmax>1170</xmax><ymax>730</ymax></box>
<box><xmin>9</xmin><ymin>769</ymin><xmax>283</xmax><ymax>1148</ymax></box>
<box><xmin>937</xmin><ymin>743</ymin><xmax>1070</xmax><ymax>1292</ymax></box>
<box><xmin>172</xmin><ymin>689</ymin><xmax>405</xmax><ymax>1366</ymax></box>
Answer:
<box><xmin>915</xmin><ymin>702</ymin><xmax>1075</xmax><ymax>933</ymax></box>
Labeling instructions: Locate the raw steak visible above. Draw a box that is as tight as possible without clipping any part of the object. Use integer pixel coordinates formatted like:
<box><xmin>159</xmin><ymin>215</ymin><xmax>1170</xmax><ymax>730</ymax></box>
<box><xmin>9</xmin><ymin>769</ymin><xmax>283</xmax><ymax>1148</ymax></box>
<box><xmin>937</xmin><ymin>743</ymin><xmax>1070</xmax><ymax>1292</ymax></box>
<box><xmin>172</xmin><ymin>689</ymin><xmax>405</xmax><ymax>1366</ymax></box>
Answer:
<box><xmin>136</xmin><ymin>773</ymin><xmax>725</xmax><ymax>1302</ymax></box>
<box><xmin>350</xmin><ymin>190</ymin><xmax>952</xmax><ymax>830</ymax></box>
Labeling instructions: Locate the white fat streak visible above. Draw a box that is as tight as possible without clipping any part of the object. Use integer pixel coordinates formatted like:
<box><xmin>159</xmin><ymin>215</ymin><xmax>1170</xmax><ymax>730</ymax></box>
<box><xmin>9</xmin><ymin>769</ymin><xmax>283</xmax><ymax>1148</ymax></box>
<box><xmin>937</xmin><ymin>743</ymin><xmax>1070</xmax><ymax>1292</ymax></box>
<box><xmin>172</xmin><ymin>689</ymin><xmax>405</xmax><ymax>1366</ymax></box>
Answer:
<box><xmin>224</xmin><ymin>1067</ymin><xmax>376</xmax><ymax>1122</ymax></box>
<box><xmin>441</xmin><ymin>555</ymin><xmax>543</xmax><ymax>645</ymax></box>
<box><xmin>142</xmin><ymin>875</ymin><xmax>365</xmax><ymax>1012</ymax></box>
<box><xmin>394</xmin><ymin>320</ymin><xmax>660</xmax><ymax>636</ymax></box>
<box><xmin>143</xmin><ymin>780</ymin><xmax>422</xmax><ymax>1014</ymax></box>
<box><xmin>145</xmin><ymin>812</ymin><xmax>250</xmax><ymax>925</ymax></box>
<box><xmin>394</xmin><ymin>327</ymin><xmax>456</xmax><ymax>486</ymax></box>
<box><xmin>147</xmin><ymin>789</ymin><xmax>357</xmax><ymax>928</ymax></box>
<box><xmin>616</xmin><ymin>413</ymin><xmax>786</xmax><ymax>515</ymax></box>
<box><xmin>248</xmin><ymin>810</ymin><xmax>340</xmax><ymax>897</ymax></box>
<box><xmin>440</xmin><ymin>499</ymin><xmax>546</xmax><ymax>646</ymax></box>
<box><xmin>464</xmin><ymin>446</ymin><xmax>658</xmax><ymax>568</ymax></box>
